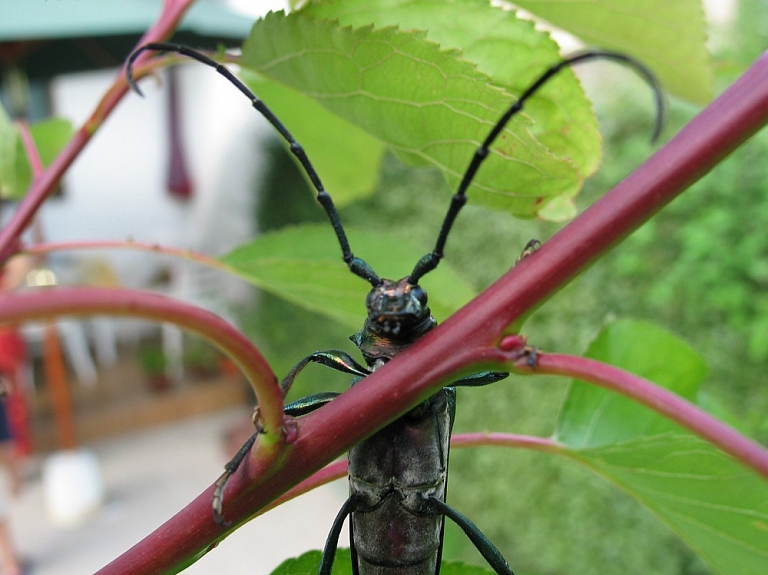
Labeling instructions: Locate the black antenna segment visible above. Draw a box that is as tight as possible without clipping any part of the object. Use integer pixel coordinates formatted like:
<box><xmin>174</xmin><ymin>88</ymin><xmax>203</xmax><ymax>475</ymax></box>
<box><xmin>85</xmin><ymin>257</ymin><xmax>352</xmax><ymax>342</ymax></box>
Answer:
<box><xmin>126</xmin><ymin>42</ymin><xmax>382</xmax><ymax>287</ymax></box>
<box><xmin>407</xmin><ymin>49</ymin><xmax>665</xmax><ymax>285</ymax></box>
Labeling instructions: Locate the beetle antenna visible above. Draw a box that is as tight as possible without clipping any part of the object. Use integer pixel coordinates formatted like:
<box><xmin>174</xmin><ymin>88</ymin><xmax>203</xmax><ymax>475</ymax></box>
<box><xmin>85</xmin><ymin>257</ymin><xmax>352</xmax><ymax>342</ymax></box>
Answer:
<box><xmin>125</xmin><ymin>43</ymin><xmax>381</xmax><ymax>287</ymax></box>
<box><xmin>408</xmin><ymin>49</ymin><xmax>665</xmax><ymax>285</ymax></box>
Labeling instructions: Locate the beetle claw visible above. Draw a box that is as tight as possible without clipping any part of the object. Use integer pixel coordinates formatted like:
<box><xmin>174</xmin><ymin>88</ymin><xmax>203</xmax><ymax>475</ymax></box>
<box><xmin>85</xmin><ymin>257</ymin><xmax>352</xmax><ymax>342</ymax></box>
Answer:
<box><xmin>212</xmin><ymin>470</ymin><xmax>233</xmax><ymax>527</ymax></box>
<box><xmin>516</xmin><ymin>239</ymin><xmax>541</xmax><ymax>263</ymax></box>
<box><xmin>211</xmin><ymin>430</ymin><xmax>260</xmax><ymax>527</ymax></box>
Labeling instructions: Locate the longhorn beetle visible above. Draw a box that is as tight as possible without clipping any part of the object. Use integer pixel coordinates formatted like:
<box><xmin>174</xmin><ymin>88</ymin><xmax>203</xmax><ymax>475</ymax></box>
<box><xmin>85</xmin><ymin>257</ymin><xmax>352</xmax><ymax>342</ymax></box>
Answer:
<box><xmin>127</xmin><ymin>42</ymin><xmax>663</xmax><ymax>575</ymax></box>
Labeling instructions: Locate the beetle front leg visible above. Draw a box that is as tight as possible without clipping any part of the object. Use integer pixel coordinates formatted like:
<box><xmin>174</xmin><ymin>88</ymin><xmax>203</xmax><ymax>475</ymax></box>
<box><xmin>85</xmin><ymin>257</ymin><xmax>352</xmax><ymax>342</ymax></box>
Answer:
<box><xmin>213</xmin><ymin>350</ymin><xmax>368</xmax><ymax>525</ymax></box>
<box><xmin>278</xmin><ymin>349</ymin><xmax>371</xmax><ymax>398</ymax></box>
<box><xmin>211</xmin><ymin>392</ymin><xmax>342</xmax><ymax>526</ymax></box>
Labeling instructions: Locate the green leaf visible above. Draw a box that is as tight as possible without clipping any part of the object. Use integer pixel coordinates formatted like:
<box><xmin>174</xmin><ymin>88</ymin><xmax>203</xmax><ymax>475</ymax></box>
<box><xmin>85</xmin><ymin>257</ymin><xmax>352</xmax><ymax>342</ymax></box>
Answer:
<box><xmin>747</xmin><ymin>314</ymin><xmax>768</xmax><ymax>362</ymax></box>
<box><xmin>270</xmin><ymin>549</ymin><xmax>352</xmax><ymax>575</ymax></box>
<box><xmin>241</xmin><ymin>11</ymin><xmax>593</xmax><ymax>219</ymax></box>
<box><xmin>556</xmin><ymin>319</ymin><xmax>707</xmax><ymax>447</ymax></box>
<box><xmin>221</xmin><ymin>224</ymin><xmax>476</xmax><ymax>329</ymax></box>
<box><xmin>554</xmin><ymin>319</ymin><xmax>768</xmax><ymax>575</ymax></box>
<box><xmin>270</xmin><ymin>549</ymin><xmax>496</xmax><ymax>575</ymax></box>
<box><xmin>241</xmin><ymin>72</ymin><xmax>386</xmax><ymax>206</ymax></box>
<box><xmin>0</xmin><ymin>105</ymin><xmax>18</xmax><ymax>199</ymax></box>
<box><xmin>12</xmin><ymin>118</ymin><xmax>73</xmax><ymax>199</ymax></box>
<box><xmin>0</xmin><ymin>111</ymin><xmax>73</xmax><ymax>200</ymax></box>
<box><xmin>30</xmin><ymin>118</ymin><xmax>72</xmax><ymax>166</ymax></box>
<box><xmin>534</xmin><ymin>194</ymin><xmax>577</xmax><ymax>222</ymax></box>
<box><xmin>302</xmin><ymin>0</ymin><xmax>602</xmax><ymax>179</ymax></box>
<box><xmin>573</xmin><ymin>435</ymin><xmax>768</xmax><ymax>575</ymax></box>
<box><xmin>512</xmin><ymin>0</ymin><xmax>713</xmax><ymax>103</ymax></box>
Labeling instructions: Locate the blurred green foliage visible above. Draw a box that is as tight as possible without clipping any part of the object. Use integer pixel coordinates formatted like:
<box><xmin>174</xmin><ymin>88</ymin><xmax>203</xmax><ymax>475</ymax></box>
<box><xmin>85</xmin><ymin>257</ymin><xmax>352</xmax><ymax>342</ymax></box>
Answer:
<box><xmin>582</xmin><ymin>0</ymin><xmax>768</xmax><ymax>441</ymax></box>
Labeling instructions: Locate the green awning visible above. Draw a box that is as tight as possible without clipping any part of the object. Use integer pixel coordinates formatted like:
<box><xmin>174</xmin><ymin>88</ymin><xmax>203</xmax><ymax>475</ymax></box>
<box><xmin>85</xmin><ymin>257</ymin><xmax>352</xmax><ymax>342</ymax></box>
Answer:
<box><xmin>0</xmin><ymin>0</ymin><xmax>255</xmax><ymax>79</ymax></box>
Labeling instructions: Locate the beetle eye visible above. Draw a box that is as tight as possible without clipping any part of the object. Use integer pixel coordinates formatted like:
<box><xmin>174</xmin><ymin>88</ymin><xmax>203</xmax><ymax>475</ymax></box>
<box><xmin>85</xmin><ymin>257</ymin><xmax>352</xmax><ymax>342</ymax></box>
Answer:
<box><xmin>411</xmin><ymin>286</ymin><xmax>427</xmax><ymax>306</ymax></box>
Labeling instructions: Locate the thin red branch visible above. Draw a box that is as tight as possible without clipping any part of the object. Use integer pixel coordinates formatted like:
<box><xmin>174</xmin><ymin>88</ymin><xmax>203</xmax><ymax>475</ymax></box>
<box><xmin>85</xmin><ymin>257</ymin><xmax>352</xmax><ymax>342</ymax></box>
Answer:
<box><xmin>451</xmin><ymin>432</ymin><xmax>564</xmax><ymax>452</ymax></box>
<box><xmin>395</xmin><ymin>338</ymin><xmax>768</xmax><ymax>477</ymax></box>
<box><xmin>522</xmin><ymin>352</ymin><xmax>768</xmax><ymax>479</ymax></box>
<box><xmin>0</xmin><ymin>0</ymin><xmax>196</xmax><ymax>263</ymax></box>
<box><xmin>15</xmin><ymin>121</ymin><xmax>44</xmax><ymax>177</ymax></box>
<box><xmin>23</xmin><ymin>240</ymin><xmax>232</xmax><ymax>273</ymax></box>
<box><xmin>0</xmin><ymin>287</ymin><xmax>284</xmax><ymax>437</ymax></box>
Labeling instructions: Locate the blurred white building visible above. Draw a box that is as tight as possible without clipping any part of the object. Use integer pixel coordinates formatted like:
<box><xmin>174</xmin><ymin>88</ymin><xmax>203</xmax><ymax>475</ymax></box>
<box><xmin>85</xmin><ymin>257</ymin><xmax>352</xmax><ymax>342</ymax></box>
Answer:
<box><xmin>1</xmin><ymin>0</ymin><xmax>288</xmax><ymax>385</ymax></box>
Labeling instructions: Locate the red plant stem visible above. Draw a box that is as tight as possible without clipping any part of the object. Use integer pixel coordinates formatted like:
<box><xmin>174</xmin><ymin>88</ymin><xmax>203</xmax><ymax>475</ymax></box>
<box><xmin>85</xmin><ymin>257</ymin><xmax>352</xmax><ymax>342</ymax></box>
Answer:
<box><xmin>527</xmin><ymin>353</ymin><xmax>768</xmax><ymax>479</ymax></box>
<box><xmin>0</xmin><ymin>0</ymin><xmax>196</xmax><ymax>263</ymax></box>
<box><xmin>15</xmin><ymin>121</ymin><xmax>44</xmax><ymax>176</ymax></box>
<box><xmin>260</xmin><ymin>459</ymin><xmax>348</xmax><ymax>514</ymax></box>
<box><xmin>23</xmin><ymin>240</ymin><xmax>231</xmax><ymax>273</ymax></box>
<box><xmin>0</xmin><ymin>287</ymin><xmax>284</xmax><ymax>437</ymax></box>
<box><xmin>91</xmin><ymin>51</ymin><xmax>768</xmax><ymax>575</ymax></box>
<box><xmin>451</xmin><ymin>432</ymin><xmax>564</xmax><ymax>452</ymax></box>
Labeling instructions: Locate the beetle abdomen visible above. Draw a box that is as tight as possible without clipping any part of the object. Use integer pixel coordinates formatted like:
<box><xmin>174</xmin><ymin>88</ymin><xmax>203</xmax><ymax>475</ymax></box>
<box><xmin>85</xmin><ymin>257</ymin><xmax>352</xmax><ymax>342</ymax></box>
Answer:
<box><xmin>348</xmin><ymin>390</ymin><xmax>452</xmax><ymax>575</ymax></box>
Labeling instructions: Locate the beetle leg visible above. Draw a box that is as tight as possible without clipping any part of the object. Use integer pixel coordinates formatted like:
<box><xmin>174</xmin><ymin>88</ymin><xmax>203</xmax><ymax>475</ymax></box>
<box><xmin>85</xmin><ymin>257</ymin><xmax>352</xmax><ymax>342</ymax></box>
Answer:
<box><xmin>212</xmin><ymin>392</ymin><xmax>343</xmax><ymax>526</ymax></box>
<box><xmin>279</xmin><ymin>350</ymin><xmax>371</xmax><ymax>397</ymax></box>
<box><xmin>212</xmin><ymin>430</ymin><xmax>259</xmax><ymax>526</ymax></box>
<box><xmin>284</xmin><ymin>391</ymin><xmax>341</xmax><ymax>416</ymax></box>
<box><xmin>427</xmin><ymin>496</ymin><xmax>516</xmax><ymax>575</ymax></box>
<box><xmin>516</xmin><ymin>239</ymin><xmax>541</xmax><ymax>263</ymax></box>
<box><xmin>213</xmin><ymin>350</ymin><xmax>365</xmax><ymax>526</ymax></box>
<box><xmin>318</xmin><ymin>494</ymin><xmax>360</xmax><ymax>575</ymax></box>
<box><xmin>452</xmin><ymin>371</ymin><xmax>509</xmax><ymax>388</ymax></box>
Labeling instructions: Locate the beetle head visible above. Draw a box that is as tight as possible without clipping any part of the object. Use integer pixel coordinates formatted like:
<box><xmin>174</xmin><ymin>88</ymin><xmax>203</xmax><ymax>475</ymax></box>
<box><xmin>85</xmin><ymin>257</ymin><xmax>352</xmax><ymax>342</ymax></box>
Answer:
<box><xmin>364</xmin><ymin>277</ymin><xmax>434</xmax><ymax>338</ymax></box>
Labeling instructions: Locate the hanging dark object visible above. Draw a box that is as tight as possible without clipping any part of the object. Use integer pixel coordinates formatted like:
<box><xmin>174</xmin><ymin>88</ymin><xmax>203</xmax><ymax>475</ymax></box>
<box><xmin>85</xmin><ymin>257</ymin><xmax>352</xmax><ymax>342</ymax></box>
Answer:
<box><xmin>166</xmin><ymin>66</ymin><xmax>193</xmax><ymax>200</ymax></box>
